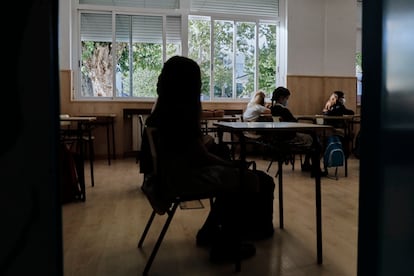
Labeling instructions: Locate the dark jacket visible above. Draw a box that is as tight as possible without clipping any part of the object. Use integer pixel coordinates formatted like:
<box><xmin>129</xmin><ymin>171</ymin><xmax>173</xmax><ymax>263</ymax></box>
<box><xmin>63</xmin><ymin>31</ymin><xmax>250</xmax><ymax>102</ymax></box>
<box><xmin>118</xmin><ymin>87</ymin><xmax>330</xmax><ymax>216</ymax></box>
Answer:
<box><xmin>270</xmin><ymin>103</ymin><xmax>297</xmax><ymax>140</ymax></box>
<box><xmin>323</xmin><ymin>103</ymin><xmax>355</xmax><ymax>129</ymax></box>
<box><xmin>270</xmin><ymin>104</ymin><xmax>297</xmax><ymax>122</ymax></box>
<box><xmin>323</xmin><ymin>103</ymin><xmax>354</xmax><ymax>116</ymax></box>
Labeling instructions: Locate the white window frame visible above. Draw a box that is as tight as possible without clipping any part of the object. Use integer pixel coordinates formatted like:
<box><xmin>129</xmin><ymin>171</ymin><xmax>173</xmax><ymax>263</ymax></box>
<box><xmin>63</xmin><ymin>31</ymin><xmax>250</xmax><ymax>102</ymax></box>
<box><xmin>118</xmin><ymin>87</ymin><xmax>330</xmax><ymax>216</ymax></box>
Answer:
<box><xmin>72</xmin><ymin>0</ymin><xmax>285</xmax><ymax>101</ymax></box>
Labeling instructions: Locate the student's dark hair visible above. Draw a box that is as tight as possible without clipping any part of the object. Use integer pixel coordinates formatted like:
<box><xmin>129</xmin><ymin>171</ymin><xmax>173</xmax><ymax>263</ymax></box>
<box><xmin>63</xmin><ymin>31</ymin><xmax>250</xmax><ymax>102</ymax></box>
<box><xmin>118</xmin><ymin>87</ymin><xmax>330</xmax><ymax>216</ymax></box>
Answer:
<box><xmin>271</xmin><ymin>86</ymin><xmax>291</xmax><ymax>101</ymax></box>
<box><xmin>149</xmin><ymin>56</ymin><xmax>203</xmax><ymax>139</ymax></box>
<box><xmin>333</xmin><ymin>90</ymin><xmax>344</xmax><ymax>99</ymax></box>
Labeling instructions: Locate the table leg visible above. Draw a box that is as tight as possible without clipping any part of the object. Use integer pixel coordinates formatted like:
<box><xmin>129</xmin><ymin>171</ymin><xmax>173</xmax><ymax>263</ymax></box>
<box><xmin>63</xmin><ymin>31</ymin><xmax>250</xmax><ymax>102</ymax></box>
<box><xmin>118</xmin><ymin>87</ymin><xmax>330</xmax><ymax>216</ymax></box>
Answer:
<box><xmin>111</xmin><ymin>118</ymin><xmax>116</xmax><ymax>160</ymax></box>
<box><xmin>237</xmin><ymin>133</ymin><xmax>246</xmax><ymax>161</ymax></box>
<box><xmin>311</xmin><ymin>143</ymin><xmax>323</xmax><ymax>264</ymax></box>
<box><xmin>87</xmin><ymin>126</ymin><xmax>95</xmax><ymax>187</ymax></box>
<box><xmin>106</xmin><ymin>122</ymin><xmax>111</xmax><ymax>165</ymax></box>
<box><xmin>278</xmin><ymin>158</ymin><xmax>284</xmax><ymax>229</ymax></box>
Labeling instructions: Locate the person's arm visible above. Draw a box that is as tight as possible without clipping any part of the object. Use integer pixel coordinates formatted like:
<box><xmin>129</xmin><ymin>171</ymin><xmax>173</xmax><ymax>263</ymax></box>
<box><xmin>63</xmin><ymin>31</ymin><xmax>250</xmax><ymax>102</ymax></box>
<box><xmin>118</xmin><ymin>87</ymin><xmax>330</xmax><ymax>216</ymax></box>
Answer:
<box><xmin>195</xmin><ymin>137</ymin><xmax>234</xmax><ymax>167</ymax></box>
<box><xmin>323</xmin><ymin>95</ymin><xmax>337</xmax><ymax>113</ymax></box>
<box><xmin>260</xmin><ymin>105</ymin><xmax>271</xmax><ymax>115</ymax></box>
<box><xmin>283</xmin><ymin>108</ymin><xmax>298</xmax><ymax>122</ymax></box>
<box><xmin>323</xmin><ymin>100</ymin><xmax>333</xmax><ymax>113</ymax></box>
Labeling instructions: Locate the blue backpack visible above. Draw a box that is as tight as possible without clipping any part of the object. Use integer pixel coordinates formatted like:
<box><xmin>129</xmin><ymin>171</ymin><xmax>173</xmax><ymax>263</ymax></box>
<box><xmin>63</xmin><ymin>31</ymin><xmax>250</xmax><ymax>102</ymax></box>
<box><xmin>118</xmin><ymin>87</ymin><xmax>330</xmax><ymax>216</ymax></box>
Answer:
<box><xmin>324</xmin><ymin>135</ymin><xmax>345</xmax><ymax>168</ymax></box>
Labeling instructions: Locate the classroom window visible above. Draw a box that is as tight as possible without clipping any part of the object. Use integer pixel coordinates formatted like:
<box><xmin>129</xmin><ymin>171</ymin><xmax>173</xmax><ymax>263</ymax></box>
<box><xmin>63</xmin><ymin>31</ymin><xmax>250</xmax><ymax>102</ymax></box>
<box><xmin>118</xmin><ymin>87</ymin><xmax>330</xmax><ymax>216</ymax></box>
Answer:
<box><xmin>76</xmin><ymin>0</ymin><xmax>280</xmax><ymax>100</ymax></box>
<box><xmin>188</xmin><ymin>17</ymin><xmax>278</xmax><ymax>100</ymax></box>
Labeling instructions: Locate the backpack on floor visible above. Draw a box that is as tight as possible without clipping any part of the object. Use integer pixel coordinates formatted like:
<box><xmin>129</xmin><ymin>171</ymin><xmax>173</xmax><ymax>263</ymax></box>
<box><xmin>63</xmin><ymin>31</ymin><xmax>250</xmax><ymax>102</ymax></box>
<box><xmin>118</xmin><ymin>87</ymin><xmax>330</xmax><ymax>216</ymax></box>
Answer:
<box><xmin>323</xmin><ymin>135</ymin><xmax>345</xmax><ymax>168</ymax></box>
<box><xmin>196</xmin><ymin>167</ymin><xmax>275</xmax><ymax>245</ymax></box>
<box><xmin>241</xmin><ymin>169</ymin><xmax>275</xmax><ymax>240</ymax></box>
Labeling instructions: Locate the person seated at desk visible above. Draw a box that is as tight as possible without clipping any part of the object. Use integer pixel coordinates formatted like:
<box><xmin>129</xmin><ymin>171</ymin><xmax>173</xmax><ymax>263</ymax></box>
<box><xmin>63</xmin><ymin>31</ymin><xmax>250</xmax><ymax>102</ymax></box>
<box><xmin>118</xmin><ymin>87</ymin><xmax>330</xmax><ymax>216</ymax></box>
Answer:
<box><xmin>242</xmin><ymin>90</ymin><xmax>272</xmax><ymax>139</ymax></box>
<box><xmin>322</xmin><ymin>90</ymin><xmax>355</xmax><ymax>163</ymax></box>
<box><xmin>139</xmin><ymin>55</ymin><xmax>260</xmax><ymax>263</ymax></box>
<box><xmin>242</xmin><ymin>90</ymin><xmax>271</xmax><ymax>122</ymax></box>
<box><xmin>323</xmin><ymin>91</ymin><xmax>354</xmax><ymax>116</ymax></box>
<box><xmin>322</xmin><ymin>90</ymin><xmax>355</xmax><ymax>131</ymax></box>
<box><xmin>269</xmin><ymin>86</ymin><xmax>316</xmax><ymax>172</ymax></box>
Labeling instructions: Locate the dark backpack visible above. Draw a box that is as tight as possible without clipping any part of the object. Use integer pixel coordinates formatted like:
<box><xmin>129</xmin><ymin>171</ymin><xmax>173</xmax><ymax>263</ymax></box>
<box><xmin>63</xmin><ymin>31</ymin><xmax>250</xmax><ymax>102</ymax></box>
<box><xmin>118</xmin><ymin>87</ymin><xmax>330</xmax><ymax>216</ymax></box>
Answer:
<box><xmin>241</xmin><ymin>169</ymin><xmax>275</xmax><ymax>240</ymax></box>
<box><xmin>324</xmin><ymin>135</ymin><xmax>345</xmax><ymax>168</ymax></box>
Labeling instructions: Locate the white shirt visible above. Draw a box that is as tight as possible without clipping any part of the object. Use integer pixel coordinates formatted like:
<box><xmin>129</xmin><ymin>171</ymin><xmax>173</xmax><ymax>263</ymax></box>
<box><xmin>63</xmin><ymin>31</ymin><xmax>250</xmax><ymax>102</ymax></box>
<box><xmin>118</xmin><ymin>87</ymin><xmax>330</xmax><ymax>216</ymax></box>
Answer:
<box><xmin>243</xmin><ymin>103</ymin><xmax>269</xmax><ymax>122</ymax></box>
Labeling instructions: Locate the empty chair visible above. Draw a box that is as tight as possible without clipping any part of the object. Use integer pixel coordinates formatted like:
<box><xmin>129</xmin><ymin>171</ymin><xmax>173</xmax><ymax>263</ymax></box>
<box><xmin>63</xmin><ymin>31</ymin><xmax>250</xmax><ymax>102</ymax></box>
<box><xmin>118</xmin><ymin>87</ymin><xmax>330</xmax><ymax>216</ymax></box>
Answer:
<box><xmin>60</xmin><ymin>114</ymin><xmax>95</xmax><ymax>187</ymax></box>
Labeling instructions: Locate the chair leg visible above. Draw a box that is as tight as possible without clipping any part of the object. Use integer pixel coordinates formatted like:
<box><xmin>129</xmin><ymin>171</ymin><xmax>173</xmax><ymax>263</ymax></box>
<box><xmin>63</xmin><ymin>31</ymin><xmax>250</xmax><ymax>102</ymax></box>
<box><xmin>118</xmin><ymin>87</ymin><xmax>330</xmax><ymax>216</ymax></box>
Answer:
<box><xmin>266</xmin><ymin>159</ymin><xmax>274</xmax><ymax>172</ymax></box>
<box><xmin>88</xmin><ymin>138</ymin><xmax>95</xmax><ymax>187</ymax></box>
<box><xmin>142</xmin><ymin>202</ymin><xmax>179</xmax><ymax>276</ymax></box>
<box><xmin>138</xmin><ymin>210</ymin><xmax>156</xmax><ymax>248</ymax></box>
<box><xmin>82</xmin><ymin>136</ymin><xmax>95</xmax><ymax>187</ymax></box>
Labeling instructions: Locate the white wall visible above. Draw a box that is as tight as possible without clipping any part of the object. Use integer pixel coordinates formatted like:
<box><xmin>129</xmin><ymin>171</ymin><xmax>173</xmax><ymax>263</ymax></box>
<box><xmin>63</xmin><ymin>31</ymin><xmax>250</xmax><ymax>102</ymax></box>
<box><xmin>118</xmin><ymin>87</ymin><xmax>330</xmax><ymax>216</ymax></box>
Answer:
<box><xmin>58</xmin><ymin>0</ymin><xmax>358</xmax><ymax>76</ymax></box>
<box><xmin>58</xmin><ymin>0</ymin><xmax>72</xmax><ymax>69</ymax></box>
<box><xmin>287</xmin><ymin>0</ymin><xmax>357</xmax><ymax>76</ymax></box>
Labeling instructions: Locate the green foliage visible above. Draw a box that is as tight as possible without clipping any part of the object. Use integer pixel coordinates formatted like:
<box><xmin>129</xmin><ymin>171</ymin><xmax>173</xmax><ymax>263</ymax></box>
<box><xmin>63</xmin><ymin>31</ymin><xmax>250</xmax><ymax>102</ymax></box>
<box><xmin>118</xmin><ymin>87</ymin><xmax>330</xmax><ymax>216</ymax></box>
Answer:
<box><xmin>258</xmin><ymin>24</ymin><xmax>277</xmax><ymax>96</ymax></box>
<box><xmin>188</xmin><ymin>18</ymin><xmax>211</xmax><ymax>98</ymax></box>
<box><xmin>356</xmin><ymin>52</ymin><xmax>362</xmax><ymax>72</ymax></box>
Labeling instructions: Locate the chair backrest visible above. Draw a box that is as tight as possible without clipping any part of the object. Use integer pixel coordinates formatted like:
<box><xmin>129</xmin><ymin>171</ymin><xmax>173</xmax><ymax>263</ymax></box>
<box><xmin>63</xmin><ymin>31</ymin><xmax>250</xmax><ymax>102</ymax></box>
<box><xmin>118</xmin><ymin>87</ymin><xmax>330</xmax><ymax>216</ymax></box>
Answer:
<box><xmin>138</xmin><ymin>114</ymin><xmax>145</xmax><ymax>138</ymax></box>
<box><xmin>141</xmin><ymin>126</ymin><xmax>173</xmax><ymax>214</ymax></box>
<box><xmin>145</xmin><ymin>126</ymin><xmax>158</xmax><ymax>175</ymax></box>
<box><xmin>60</xmin><ymin>114</ymin><xmax>71</xmax><ymax>127</ymax></box>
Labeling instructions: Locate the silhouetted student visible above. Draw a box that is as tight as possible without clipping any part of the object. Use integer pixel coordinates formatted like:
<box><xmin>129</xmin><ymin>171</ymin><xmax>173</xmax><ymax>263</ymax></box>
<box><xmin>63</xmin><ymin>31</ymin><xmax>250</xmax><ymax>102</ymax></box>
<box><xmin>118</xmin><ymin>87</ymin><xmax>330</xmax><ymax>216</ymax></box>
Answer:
<box><xmin>140</xmin><ymin>56</ymin><xmax>258</xmax><ymax>263</ymax></box>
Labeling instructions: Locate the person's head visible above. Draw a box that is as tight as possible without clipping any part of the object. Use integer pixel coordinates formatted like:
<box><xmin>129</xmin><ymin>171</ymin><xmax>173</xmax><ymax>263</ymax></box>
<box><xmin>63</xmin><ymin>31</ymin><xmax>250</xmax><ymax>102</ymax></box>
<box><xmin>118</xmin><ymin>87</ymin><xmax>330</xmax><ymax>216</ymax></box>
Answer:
<box><xmin>333</xmin><ymin>91</ymin><xmax>346</xmax><ymax>105</ymax></box>
<box><xmin>327</xmin><ymin>93</ymin><xmax>338</xmax><ymax>106</ymax></box>
<box><xmin>271</xmin><ymin>86</ymin><xmax>291</xmax><ymax>106</ymax></box>
<box><xmin>250</xmin><ymin>90</ymin><xmax>266</xmax><ymax>106</ymax></box>
<box><xmin>157</xmin><ymin>55</ymin><xmax>202</xmax><ymax>101</ymax></box>
<box><xmin>151</xmin><ymin>56</ymin><xmax>203</xmax><ymax>135</ymax></box>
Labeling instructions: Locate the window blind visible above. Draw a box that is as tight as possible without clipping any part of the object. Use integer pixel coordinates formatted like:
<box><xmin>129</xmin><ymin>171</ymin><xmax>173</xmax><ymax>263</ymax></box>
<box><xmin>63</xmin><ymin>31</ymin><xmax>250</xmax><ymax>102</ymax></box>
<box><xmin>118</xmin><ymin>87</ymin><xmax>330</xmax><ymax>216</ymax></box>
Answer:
<box><xmin>190</xmin><ymin>0</ymin><xmax>279</xmax><ymax>17</ymax></box>
<box><xmin>82</xmin><ymin>13</ymin><xmax>181</xmax><ymax>43</ymax></box>
<box><xmin>79</xmin><ymin>0</ymin><xmax>180</xmax><ymax>9</ymax></box>
<box><xmin>166</xmin><ymin>16</ymin><xmax>182</xmax><ymax>43</ymax></box>
<box><xmin>81</xmin><ymin>13</ymin><xmax>112</xmax><ymax>42</ymax></box>
<box><xmin>116</xmin><ymin>15</ymin><xmax>163</xmax><ymax>43</ymax></box>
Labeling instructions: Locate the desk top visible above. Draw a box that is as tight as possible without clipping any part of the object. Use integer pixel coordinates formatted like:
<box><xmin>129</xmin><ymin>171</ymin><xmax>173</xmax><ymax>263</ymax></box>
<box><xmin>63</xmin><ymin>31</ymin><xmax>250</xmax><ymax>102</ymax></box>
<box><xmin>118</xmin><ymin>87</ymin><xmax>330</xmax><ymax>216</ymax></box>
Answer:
<box><xmin>60</xmin><ymin>116</ymin><xmax>97</xmax><ymax>121</ymax></box>
<box><xmin>200</xmin><ymin>115</ymin><xmax>240</xmax><ymax>121</ymax></box>
<box><xmin>76</xmin><ymin>113</ymin><xmax>116</xmax><ymax>116</ymax></box>
<box><xmin>213</xmin><ymin>121</ymin><xmax>332</xmax><ymax>132</ymax></box>
<box><xmin>296</xmin><ymin>114</ymin><xmax>359</xmax><ymax>120</ymax></box>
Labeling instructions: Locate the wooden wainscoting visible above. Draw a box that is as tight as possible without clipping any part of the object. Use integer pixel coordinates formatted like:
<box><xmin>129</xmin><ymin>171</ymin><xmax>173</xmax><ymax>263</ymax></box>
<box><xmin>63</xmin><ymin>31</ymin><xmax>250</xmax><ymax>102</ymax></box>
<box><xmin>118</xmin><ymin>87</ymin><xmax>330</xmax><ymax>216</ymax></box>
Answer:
<box><xmin>287</xmin><ymin>75</ymin><xmax>357</xmax><ymax>116</ymax></box>
<box><xmin>59</xmin><ymin>71</ymin><xmax>358</xmax><ymax>159</ymax></box>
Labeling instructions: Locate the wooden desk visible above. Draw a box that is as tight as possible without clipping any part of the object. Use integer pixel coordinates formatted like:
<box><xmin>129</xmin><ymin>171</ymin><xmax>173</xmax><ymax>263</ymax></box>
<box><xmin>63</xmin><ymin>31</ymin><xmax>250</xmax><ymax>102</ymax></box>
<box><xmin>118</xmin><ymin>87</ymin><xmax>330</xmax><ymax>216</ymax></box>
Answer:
<box><xmin>75</xmin><ymin>114</ymin><xmax>116</xmax><ymax>165</ymax></box>
<box><xmin>200</xmin><ymin>115</ymin><xmax>240</xmax><ymax>135</ymax></box>
<box><xmin>213</xmin><ymin>121</ymin><xmax>332</xmax><ymax>265</ymax></box>
<box><xmin>60</xmin><ymin>116</ymin><xmax>97</xmax><ymax>197</ymax></box>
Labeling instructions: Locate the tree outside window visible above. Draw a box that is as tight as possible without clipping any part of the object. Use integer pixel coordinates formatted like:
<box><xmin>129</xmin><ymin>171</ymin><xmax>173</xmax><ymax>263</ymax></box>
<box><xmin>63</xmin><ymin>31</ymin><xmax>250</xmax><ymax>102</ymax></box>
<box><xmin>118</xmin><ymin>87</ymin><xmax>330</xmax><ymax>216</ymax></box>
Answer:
<box><xmin>189</xmin><ymin>16</ymin><xmax>277</xmax><ymax>100</ymax></box>
<box><xmin>80</xmin><ymin>13</ymin><xmax>278</xmax><ymax>100</ymax></box>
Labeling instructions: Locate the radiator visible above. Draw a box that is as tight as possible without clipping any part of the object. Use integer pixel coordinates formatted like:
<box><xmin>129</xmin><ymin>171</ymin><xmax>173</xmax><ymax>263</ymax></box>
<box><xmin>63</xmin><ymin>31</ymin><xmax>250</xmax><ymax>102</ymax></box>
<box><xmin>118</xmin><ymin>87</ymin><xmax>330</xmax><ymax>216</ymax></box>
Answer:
<box><xmin>131</xmin><ymin>114</ymin><xmax>146</xmax><ymax>151</ymax></box>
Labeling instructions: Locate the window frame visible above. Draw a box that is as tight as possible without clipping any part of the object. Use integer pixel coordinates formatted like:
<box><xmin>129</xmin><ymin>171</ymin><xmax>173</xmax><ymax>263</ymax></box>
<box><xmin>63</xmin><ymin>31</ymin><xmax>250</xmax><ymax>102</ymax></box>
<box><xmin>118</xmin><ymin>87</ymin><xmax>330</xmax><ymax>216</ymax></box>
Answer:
<box><xmin>73</xmin><ymin>0</ymin><xmax>282</xmax><ymax>101</ymax></box>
